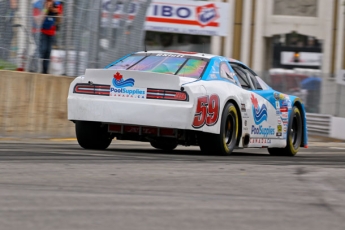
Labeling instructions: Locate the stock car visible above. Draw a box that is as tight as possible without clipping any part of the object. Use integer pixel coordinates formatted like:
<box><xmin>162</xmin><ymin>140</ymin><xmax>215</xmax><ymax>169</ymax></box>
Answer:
<box><xmin>67</xmin><ymin>50</ymin><xmax>308</xmax><ymax>156</ymax></box>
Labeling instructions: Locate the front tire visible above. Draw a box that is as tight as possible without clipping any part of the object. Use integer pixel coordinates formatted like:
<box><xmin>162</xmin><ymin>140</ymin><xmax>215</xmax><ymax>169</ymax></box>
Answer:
<box><xmin>198</xmin><ymin>102</ymin><xmax>239</xmax><ymax>155</ymax></box>
<box><xmin>75</xmin><ymin>121</ymin><xmax>112</xmax><ymax>150</ymax></box>
<box><xmin>268</xmin><ymin>106</ymin><xmax>303</xmax><ymax>156</ymax></box>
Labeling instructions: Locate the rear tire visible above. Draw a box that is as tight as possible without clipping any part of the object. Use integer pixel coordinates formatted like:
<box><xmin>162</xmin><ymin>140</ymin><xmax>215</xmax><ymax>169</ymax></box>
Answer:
<box><xmin>75</xmin><ymin>121</ymin><xmax>112</xmax><ymax>150</ymax></box>
<box><xmin>268</xmin><ymin>106</ymin><xmax>303</xmax><ymax>156</ymax></box>
<box><xmin>198</xmin><ymin>102</ymin><xmax>239</xmax><ymax>155</ymax></box>
<box><xmin>150</xmin><ymin>139</ymin><xmax>178</xmax><ymax>151</ymax></box>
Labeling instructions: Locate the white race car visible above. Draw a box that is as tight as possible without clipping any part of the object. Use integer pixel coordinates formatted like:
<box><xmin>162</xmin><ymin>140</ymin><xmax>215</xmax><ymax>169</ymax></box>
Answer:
<box><xmin>68</xmin><ymin>51</ymin><xmax>308</xmax><ymax>156</ymax></box>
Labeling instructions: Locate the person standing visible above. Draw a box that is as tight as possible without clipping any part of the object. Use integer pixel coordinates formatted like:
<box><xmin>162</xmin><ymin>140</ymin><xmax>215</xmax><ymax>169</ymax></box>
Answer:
<box><xmin>34</xmin><ymin>0</ymin><xmax>61</xmax><ymax>74</ymax></box>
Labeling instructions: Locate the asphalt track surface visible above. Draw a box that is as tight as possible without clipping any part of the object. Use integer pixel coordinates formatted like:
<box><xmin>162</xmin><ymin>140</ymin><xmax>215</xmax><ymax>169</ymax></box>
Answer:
<box><xmin>0</xmin><ymin>140</ymin><xmax>344</xmax><ymax>230</ymax></box>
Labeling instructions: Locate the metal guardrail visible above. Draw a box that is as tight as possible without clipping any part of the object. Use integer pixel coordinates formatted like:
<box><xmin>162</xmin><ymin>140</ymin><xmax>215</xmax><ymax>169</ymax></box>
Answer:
<box><xmin>306</xmin><ymin>113</ymin><xmax>332</xmax><ymax>136</ymax></box>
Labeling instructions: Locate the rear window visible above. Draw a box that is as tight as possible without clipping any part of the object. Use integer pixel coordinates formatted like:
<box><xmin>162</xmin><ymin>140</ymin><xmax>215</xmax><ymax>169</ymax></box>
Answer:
<box><xmin>177</xmin><ymin>59</ymin><xmax>207</xmax><ymax>78</ymax></box>
<box><xmin>129</xmin><ymin>56</ymin><xmax>185</xmax><ymax>74</ymax></box>
<box><xmin>107</xmin><ymin>54</ymin><xmax>207</xmax><ymax>79</ymax></box>
<box><xmin>108</xmin><ymin>55</ymin><xmax>145</xmax><ymax>70</ymax></box>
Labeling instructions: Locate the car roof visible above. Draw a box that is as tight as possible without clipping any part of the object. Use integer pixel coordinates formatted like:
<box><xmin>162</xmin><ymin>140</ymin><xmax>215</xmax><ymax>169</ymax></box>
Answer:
<box><xmin>135</xmin><ymin>50</ymin><xmax>225</xmax><ymax>60</ymax></box>
<box><xmin>135</xmin><ymin>50</ymin><xmax>247</xmax><ymax>67</ymax></box>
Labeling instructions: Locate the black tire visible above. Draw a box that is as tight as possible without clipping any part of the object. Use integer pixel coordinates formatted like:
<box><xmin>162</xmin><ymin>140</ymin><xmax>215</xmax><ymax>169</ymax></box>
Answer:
<box><xmin>198</xmin><ymin>102</ymin><xmax>239</xmax><ymax>155</ymax></box>
<box><xmin>150</xmin><ymin>139</ymin><xmax>178</xmax><ymax>151</ymax></box>
<box><xmin>268</xmin><ymin>106</ymin><xmax>303</xmax><ymax>156</ymax></box>
<box><xmin>75</xmin><ymin>121</ymin><xmax>112</xmax><ymax>150</ymax></box>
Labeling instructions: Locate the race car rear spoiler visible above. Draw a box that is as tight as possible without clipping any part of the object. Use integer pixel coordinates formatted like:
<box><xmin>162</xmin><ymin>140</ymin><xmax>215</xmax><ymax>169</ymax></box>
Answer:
<box><xmin>83</xmin><ymin>69</ymin><xmax>196</xmax><ymax>91</ymax></box>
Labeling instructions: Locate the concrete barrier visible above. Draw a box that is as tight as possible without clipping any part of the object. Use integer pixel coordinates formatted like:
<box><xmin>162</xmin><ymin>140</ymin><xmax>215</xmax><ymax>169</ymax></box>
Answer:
<box><xmin>0</xmin><ymin>70</ymin><xmax>75</xmax><ymax>138</ymax></box>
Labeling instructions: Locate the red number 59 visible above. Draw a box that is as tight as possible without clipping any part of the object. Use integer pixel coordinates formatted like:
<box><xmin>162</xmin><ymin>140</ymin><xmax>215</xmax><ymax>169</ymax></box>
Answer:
<box><xmin>192</xmin><ymin>94</ymin><xmax>220</xmax><ymax>128</ymax></box>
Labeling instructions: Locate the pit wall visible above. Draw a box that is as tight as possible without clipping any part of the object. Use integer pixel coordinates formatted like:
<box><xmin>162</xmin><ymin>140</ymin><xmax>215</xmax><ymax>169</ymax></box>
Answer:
<box><xmin>0</xmin><ymin>70</ymin><xmax>75</xmax><ymax>138</ymax></box>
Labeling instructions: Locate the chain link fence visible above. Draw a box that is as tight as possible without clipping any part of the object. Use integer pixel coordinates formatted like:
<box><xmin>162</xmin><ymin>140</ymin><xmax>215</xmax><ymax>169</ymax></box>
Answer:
<box><xmin>0</xmin><ymin>0</ymin><xmax>151</xmax><ymax>76</ymax></box>
<box><xmin>259</xmin><ymin>70</ymin><xmax>345</xmax><ymax>117</ymax></box>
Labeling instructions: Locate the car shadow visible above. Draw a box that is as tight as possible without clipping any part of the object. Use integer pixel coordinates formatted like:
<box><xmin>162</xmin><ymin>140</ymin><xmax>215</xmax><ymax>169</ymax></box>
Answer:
<box><xmin>104</xmin><ymin>147</ymin><xmax>270</xmax><ymax>157</ymax></box>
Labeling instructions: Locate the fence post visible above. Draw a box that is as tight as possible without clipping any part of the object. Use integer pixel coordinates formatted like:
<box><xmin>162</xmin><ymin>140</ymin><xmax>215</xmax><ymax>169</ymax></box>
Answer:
<box><xmin>64</xmin><ymin>0</ymin><xmax>74</xmax><ymax>76</ymax></box>
<box><xmin>115</xmin><ymin>0</ymin><xmax>132</xmax><ymax>59</ymax></box>
<box><xmin>87</xmin><ymin>0</ymin><xmax>101</xmax><ymax>69</ymax></box>
<box><xmin>73</xmin><ymin>0</ymin><xmax>89</xmax><ymax>76</ymax></box>
<box><xmin>24</xmin><ymin>0</ymin><xmax>32</xmax><ymax>71</ymax></box>
<box><xmin>129</xmin><ymin>0</ymin><xmax>152</xmax><ymax>52</ymax></box>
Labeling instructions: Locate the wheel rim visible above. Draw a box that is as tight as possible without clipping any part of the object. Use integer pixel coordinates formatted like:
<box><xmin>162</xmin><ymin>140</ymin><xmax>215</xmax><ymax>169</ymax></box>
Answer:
<box><xmin>291</xmin><ymin>115</ymin><xmax>297</xmax><ymax>144</ymax></box>
<box><xmin>290</xmin><ymin>112</ymin><xmax>302</xmax><ymax>148</ymax></box>
<box><xmin>224</xmin><ymin>114</ymin><xmax>234</xmax><ymax>145</ymax></box>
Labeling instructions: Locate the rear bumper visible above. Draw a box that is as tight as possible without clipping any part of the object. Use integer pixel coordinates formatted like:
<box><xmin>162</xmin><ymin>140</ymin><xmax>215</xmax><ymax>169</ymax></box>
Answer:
<box><xmin>68</xmin><ymin>95</ymin><xmax>195</xmax><ymax>130</ymax></box>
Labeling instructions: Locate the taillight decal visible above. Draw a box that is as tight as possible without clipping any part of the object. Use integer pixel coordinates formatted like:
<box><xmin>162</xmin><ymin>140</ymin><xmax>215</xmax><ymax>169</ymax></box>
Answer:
<box><xmin>147</xmin><ymin>88</ymin><xmax>188</xmax><ymax>101</ymax></box>
<box><xmin>74</xmin><ymin>84</ymin><xmax>188</xmax><ymax>101</ymax></box>
<box><xmin>74</xmin><ymin>83</ymin><xmax>110</xmax><ymax>96</ymax></box>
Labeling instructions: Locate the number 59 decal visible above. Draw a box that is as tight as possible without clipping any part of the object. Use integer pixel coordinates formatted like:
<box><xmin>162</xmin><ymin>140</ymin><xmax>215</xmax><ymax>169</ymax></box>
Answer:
<box><xmin>192</xmin><ymin>94</ymin><xmax>220</xmax><ymax>128</ymax></box>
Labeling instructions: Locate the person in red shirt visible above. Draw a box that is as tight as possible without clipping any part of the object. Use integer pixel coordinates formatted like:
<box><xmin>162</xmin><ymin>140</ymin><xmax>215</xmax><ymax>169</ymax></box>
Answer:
<box><xmin>33</xmin><ymin>0</ymin><xmax>61</xmax><ymax>74</ymax></box>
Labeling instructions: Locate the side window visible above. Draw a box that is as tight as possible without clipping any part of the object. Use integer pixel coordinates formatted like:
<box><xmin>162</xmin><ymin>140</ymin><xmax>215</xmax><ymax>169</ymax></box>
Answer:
<box><xmin>242</xmin><ymin>67</ymin><xmax>263</xmax><ymax>90</ymax></box>
<box><xmin>220</xmin><ymin>62</ymin><xmax>236</xmax><ymax>83</ymax></box>
<box><xmin>255</xmin><ymin>76</ymin><xmax>270</xmax><ymax>90</ymax></box>
<box><xmin>232</xmin><ymin>66</ymin><xmax>251</xmax><ymax>89</ymax></box>
<box><xmin>231</xmin><ymin>63</ymin><xmax>264</xmax><ymax>90</ymax></box>
<box><xmin>250</xmin><ymin>75</ymin><xmax>262</xmax><ymax>89</ymax></box>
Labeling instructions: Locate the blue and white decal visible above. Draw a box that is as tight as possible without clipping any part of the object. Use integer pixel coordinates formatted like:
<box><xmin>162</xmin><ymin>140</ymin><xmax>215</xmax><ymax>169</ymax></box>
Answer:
<box><xmin>251</xmin><ymin>94</ymin><xmax>268</xmax><ymax>125</ymax></box>
<box><xmin>110</xmin><ymin>72</ymin><xmax>147</xmax><ymax>98</ymax></box>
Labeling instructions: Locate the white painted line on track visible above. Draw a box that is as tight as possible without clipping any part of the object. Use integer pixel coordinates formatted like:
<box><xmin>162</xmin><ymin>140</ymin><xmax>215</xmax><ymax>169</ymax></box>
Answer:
<box><xmin>49</xmin><ymin>152</ymin><xmax>119</xmax><ymax>157</ymax></box>
<box><xmin>45</xmin><ymin>151</ymin><xmax>193</xmax><ymax>160</ymax></box>
<box><xmin>329</xmin><ymin>147</ymin><xmax>345</xmax><ymax>150</ymax></box>
<box><xmin>0</xmin><ymin>149</ymin><xmax>116</xmax><ymax>157</ymax></box>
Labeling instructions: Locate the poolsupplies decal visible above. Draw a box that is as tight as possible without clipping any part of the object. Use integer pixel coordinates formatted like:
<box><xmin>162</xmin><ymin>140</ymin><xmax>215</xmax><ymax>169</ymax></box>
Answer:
<box><xmin>251</xmin><ymin>125</ymin><xmax>275</xmax><ymax>137</ymax></box>
<box><xmin>110</xmin><ymin>72</ymin><xmax>147</xmax><ymax>98</ymax></box>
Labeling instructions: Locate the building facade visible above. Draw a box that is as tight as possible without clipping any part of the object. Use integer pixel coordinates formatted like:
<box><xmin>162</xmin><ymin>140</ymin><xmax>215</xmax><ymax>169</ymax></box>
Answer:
<box><xmin>209</xmin><ymin>0</ymin><xmax>345</xmax><ymax>116</ymax></box>
<box><xmin>210</xmin><ymin>0</ymin><xmax>340</xmax><ymax>74</ymax></box>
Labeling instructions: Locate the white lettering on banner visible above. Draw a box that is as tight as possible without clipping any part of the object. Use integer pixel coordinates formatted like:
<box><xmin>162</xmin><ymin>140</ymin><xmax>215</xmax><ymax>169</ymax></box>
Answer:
<box><xmin>100</xmin><ymin>0</ymin><xmax>230</xmax><ymax>36</ymax></box>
